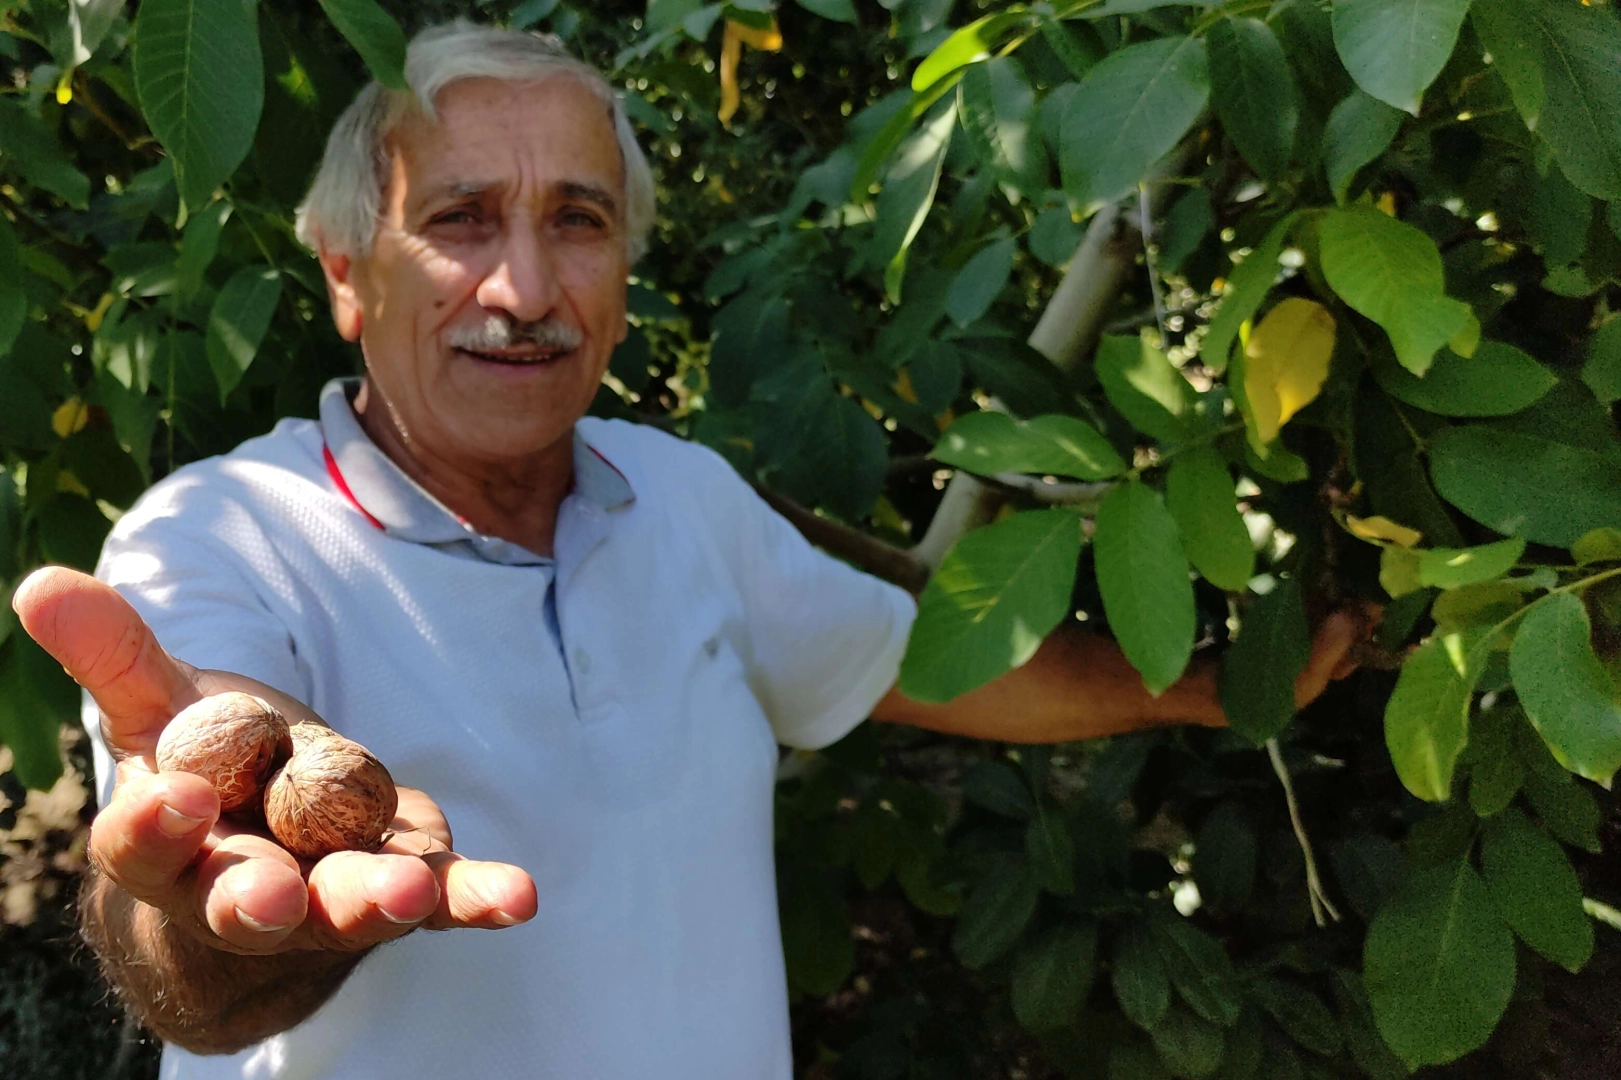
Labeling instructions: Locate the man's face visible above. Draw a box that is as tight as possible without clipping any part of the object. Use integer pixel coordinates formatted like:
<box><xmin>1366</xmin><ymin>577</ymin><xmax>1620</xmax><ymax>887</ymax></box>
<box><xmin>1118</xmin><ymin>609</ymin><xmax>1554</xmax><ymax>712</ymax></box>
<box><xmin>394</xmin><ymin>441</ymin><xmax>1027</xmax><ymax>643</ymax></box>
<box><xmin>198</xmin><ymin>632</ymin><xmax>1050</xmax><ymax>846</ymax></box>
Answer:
<box><xmin>321</xmin><ymin>76</ymin><xmax>630</xmax><ymax>465</ymax></box>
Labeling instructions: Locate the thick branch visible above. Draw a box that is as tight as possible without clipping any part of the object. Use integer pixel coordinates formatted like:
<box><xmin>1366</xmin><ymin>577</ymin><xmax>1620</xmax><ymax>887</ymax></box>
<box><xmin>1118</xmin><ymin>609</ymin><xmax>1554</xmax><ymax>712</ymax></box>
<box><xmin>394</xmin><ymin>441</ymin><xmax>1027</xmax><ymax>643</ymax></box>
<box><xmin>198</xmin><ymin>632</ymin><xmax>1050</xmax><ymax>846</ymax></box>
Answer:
<box><xmin>755</xmin><ymin>486</ymin><xmax>931</xmax><ymax>595</ymax></box>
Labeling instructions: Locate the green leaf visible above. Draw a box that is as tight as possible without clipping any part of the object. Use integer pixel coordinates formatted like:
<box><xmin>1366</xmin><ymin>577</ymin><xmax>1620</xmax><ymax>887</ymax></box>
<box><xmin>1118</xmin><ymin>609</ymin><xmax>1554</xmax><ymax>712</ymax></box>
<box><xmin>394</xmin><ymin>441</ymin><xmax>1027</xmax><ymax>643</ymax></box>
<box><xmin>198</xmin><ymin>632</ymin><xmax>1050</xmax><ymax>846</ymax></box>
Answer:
<box><xmin>316</xmin><ymin>0</ymin><xmax>407</xmax><ymax>90</ymax></box>
<box><xmin>953</xmin><ymin>856</ymin><xmax>1040</xmax><ymax>969</ymax></box>
<box><xmin>1331</xmin><ymin>970</ymin><xmax>1413</xmax><ymax>1080</ymax></box>
<box><xmin>1572</xmin><ymin>527</ymin><xmax>1621</xmax><ymax>566</ymax></box>
<box><xmin>1332</xmin><ymin>0</ymin><xmax>1473</xmax><ymax>115</ymax></box>
<box><xmin>1384</xmin><ymin>634</ymin><xmax>1480</xmax><ymax>802</ymax></box>
<box><xmin>778</xmin><ymin>866</ymin><xmax>853</xmax><ymax>995</ymax></box>
<box><xmin>1201</xmin><ymin>214</ymin><xmax>1294</xmax><ymax>374</ymax></box>
<box><xmin>1154</xmin><ymin>919</ymin><xmax>1243</xmax><ymax>1028</ymax></box>
<box><xmin>1363</xmin><ymin>858</ymin><xmax>1517</xmax><ymax>1068</ymax></box>
<box><xmin>959</xmin><ymin>57</ymin><xmax>1047</xmax><ymax>192</ymax></box>
<box><xmin>963</xmin><ymin>760</ymin><xmax>1036</xmax><ymax>819</ymax></box>
<box><xmin>1373</xmin><ymin>340</ymin><xmax>1557</xmax><ymax>417</ymax></box>
<box><xmin>1012</xmin><ymin>925</ymin><xmax>1097</xmax><ymax>1032</ymax></box>
<box><xmin>911</xmin><ymin>11</ymin><xmax>1029</xmax><ymax>92</ymax></box>
<box><xmin>1221</xmin><ymin>578</ymin><xmax>1311</xmax><ymax>744</ymax></box>
<box><xmin>1193</xmin><ymin>801</ymin><xmax>1257</xmax><ymax>914</ymax></box>
<box><xmin>0</xmin><ymin>99</ymin><xmax>92</xmax><ymax>208</ymax></box>
<box><xmin>1095</xmin><ymin>481</ymin><xmax>1196</xmax><ymax>696</ymax></box>
<box><xmin>1467</xmin><ymin>704</ymin><xmax>1526</xmax><ymax>818</ymax></box>
<box><xmin>871</xmin><ymin>104</ymin><xmax>955</xmax><ymax>302</ymax></box>
<box><xmin>1114</xmin><ymin>926</ymin><xmax>1171</xmax><ymax>1032</ymax></box>
<box><xmin>899</xmin><ymin>509</ymin><xmax>1083</xmax><ymax>702</ymax></box>
<box><xmin>1510</xmin><ymin>592</ymin><xmax>1621</xmax><ymax>783</ymax></box>
<box><xmin>1319</xmin><ymin>207</ymin><xmax>1472</xmax><ymax>376</ymax></box>
<box><xmin>1059</xmin><ymin>36</ymin><xmax>1210</xmax><ymax>215</ymax></box>
<box><xmin>1151</xmin><ymin>1007</ymin><xmax>1225</xmax><ymax>1079</ymax></box>
<box><xmin>1332</xmin><ymin>833</ymin><xmax>1408</xmax><ymax>922</ymax></box>
<box><xmin>510</xmin><ymin>0</ymin><xmax>563</xmax><ymax>30</ymax></box>
<box><xmin>1166</xmin><ymin>447</ymin><xmax>1253</xmax><ymax>591</ymax></box>
<box><xmin>933</xmin><ymin>411</ymin><xmax>1126</xmax><ymax>480</ymax></box>
<box><xmin>0</xmin><ymin>638</ymin><xmax>65</xmax><ymax>791</ymax></box>
<box><xmin>134</xmin><ymin>0</ymin><xmax>265</xmax><ymax>212</ymax></box>
<box><xmin>1095</xmin><ymin>334</ymin><xmax>1197</xmax><ymax>444</ymax></box>
<box><xmin>1208</xmin><ymin>17</ymin><xmax>1298</xmax><ymax>180</ymax></box>
<box><xmin>947</xmin><ymin>237</ymin><xmax>1017</xmax><ymax>327</ymax></box>
<box><xmin>0</xmin><ymin>214</ymin><xmax>24</xmax><ymax>357</ymax></box>
<box><xmin>1471</xmin><ymin>0</ymin><xmax>1543</xmax><ymax>129</ymax></box>
<box><xmin>1416</xmin><ymin>537</ymin><xmax>1526</xmax><ymax>590</ymax></box>
<box><xmin>1429</xmin><ymin>425</ymin><xmax>1621</xmax><ymax>549</ymax></box>
<box><xmin>1480</xmin><ymin>808</ymin><xmax>1594</xmax><ymax>973</ymax></box>
<box><xmin>177</xmin><ymin>200</ymin><xmax>231</xmax><ymax>298</ymax></box>
<box><xmin>793</xmin><ymin>0</ymin><xmax>858</xmax><ymax>24</ymax></box>
<box><xmin>1323</xmin><ymin>90</ymin><xmax>1404</xmax><ymax>203</ymax></box>
<box><xmin>1027</xmin><ymin>804</ymin><xmax>1075</xmax><ymax>895</ymax></box>
<box><xmin>1249</xmin><ymin>978</ymin><xmax>1343</xmax><ymax>1057</ymax></box>
<box><xmin>36</xmin><ymin>493</ymin><xmax>112</xmax><ymax>571</ymax></box>
<box><xmin>1111</xmin><ymin>1038</ymin><xmax>1173</xmax><ymax>1080</ymax></box>
<box><xmin>205</xmin><ymin>266</ymin><xmax>281</xmax><ymax>402</ymax></box>
<box><xmin>1523</xmin><ymin>4</ymin><xmax>1621</xmax><ymax>200</ymax></box>
<box><xmin>1584</xmin><ymin>318</ymin><xmax>1621</xmax><ymax>405</ymax></box>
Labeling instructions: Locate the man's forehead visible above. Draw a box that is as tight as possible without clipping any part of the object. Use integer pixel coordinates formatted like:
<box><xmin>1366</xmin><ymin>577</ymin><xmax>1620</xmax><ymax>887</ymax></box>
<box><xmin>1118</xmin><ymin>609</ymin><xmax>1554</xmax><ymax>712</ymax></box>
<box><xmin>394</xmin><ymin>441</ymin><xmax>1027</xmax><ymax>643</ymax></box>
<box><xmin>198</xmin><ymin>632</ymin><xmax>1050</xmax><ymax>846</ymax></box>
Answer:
<box><xmin>385</xmin><ymin>79</ymin><xmax>624</xmax><ymax>203</ymax></box>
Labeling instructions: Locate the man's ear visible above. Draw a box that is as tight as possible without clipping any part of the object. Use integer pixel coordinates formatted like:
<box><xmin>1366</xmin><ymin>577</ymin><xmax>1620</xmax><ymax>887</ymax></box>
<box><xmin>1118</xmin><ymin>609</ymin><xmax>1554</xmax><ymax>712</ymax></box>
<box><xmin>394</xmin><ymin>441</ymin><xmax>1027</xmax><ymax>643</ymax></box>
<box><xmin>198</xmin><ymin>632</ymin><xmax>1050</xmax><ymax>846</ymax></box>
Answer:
<box><xmin>316</xmin><ymin>245</ymin><xmax>364</xmax><ymax>342</ymax></box>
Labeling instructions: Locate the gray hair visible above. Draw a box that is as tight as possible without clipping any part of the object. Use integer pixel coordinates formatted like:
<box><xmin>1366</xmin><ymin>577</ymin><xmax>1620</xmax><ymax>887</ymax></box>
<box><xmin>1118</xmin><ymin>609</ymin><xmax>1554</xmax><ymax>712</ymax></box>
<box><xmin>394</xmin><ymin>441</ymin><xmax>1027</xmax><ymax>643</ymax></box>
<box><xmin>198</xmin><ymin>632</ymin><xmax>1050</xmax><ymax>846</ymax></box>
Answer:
<box><xmin>295</xmin><ymin>21</ymin><xmax>655</xmax><ymax>263</ymax></box>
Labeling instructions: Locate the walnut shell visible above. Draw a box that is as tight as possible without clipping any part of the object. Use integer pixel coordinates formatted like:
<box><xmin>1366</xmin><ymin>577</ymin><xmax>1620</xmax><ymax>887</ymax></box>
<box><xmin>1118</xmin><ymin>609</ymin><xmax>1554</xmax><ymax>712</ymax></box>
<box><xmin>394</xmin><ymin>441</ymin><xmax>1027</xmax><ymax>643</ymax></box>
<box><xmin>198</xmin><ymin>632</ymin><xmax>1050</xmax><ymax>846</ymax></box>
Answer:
<box><xmin>155</xmin><ymin>693</ymin><xmax>292</xmax><ymax>812</ymax></box>
<box><xmin>264</xmin><ymin>731</ymin><xmax>398</xmax><ymax>859</ymax></box>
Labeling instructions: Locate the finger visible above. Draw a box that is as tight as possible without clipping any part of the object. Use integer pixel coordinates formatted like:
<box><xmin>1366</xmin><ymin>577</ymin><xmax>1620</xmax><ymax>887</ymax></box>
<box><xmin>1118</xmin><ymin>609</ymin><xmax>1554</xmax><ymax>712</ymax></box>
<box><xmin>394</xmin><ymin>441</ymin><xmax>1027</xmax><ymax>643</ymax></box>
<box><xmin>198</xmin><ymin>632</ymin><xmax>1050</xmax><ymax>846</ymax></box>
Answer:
<box><xmin>390</xmin><ymin>787</ymin><xmax>453</xmax><ymax>850</ymax></box>
<box><xmin>194</xmin><ymin>834</ymin><xmax>309</xmax><ymax>951</ymax></box>
<box><xmin>303</xmin><ymin>851</ymin><xmax>441</xmax><ymax>950</ymax></box>
<box><xmin>419</xmin><ymin>853</ymin><xmax>538</xmax><ymax>930</ymax></box>
<box><xmin>12</xmin><ymin>567</ymin><xmax>200</xmax><ymax>759</ymax></box>
<box><xmin>88</xmin><ymin>770</ymin><xmax>220</xmax><ymax>903</ymax></box>
<box><xmin>1294</xmin><ymin>610</ymin><xmax>1363</xmax><ymax>707</ymax></box>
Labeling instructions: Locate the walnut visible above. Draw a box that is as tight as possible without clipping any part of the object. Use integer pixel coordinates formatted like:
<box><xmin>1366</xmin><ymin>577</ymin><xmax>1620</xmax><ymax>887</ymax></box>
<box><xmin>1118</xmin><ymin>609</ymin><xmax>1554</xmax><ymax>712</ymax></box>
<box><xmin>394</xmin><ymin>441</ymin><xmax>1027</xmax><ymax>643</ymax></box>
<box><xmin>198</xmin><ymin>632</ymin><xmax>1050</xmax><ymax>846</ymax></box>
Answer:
<box><xmin>264</xmin><ymin>729</ymin><xmax>399</xmax><ymax>859</ymax></box>
<box><xmin>155</xmin><ymin>693</ymin><xmax>291</xmax><ymax>813</ymax></box>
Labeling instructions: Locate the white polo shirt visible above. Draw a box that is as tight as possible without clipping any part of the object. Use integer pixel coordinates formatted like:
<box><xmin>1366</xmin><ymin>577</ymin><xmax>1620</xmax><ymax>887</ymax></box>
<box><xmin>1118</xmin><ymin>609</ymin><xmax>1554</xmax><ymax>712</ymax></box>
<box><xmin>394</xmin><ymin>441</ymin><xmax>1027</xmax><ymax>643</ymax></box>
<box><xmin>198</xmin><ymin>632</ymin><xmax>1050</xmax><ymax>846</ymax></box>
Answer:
<box><xmin>86</xmin><ymin>379</ymin><xmax>916</xmax><ymax>1079</ymax></box>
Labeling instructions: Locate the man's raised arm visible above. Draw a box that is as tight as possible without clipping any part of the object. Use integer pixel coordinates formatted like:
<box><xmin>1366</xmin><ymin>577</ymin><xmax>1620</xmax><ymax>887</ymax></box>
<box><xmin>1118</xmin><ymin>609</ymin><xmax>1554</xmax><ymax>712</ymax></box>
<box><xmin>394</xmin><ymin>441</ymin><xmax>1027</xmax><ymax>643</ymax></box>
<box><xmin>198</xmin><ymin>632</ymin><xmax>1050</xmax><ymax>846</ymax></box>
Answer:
<box><xmin>12</xmin><ymin>568</ymin><xmax>538</xmax><ymax>1055</ymax></box>
<box><xmin>872</xmin><ymin>609</ymin><xmax>1369</xmax><ymax>743</ymax></box>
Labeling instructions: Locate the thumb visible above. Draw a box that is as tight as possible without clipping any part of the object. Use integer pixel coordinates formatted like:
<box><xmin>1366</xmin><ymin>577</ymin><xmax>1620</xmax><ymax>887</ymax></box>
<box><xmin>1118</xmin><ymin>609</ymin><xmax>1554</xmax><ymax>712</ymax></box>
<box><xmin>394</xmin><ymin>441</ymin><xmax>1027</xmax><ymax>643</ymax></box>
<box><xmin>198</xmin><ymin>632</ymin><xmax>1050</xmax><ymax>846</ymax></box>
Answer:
<box><xmin>12</xmin><ymin>566</ymin><xmax>201</xmax><ymax>759</ymax></box>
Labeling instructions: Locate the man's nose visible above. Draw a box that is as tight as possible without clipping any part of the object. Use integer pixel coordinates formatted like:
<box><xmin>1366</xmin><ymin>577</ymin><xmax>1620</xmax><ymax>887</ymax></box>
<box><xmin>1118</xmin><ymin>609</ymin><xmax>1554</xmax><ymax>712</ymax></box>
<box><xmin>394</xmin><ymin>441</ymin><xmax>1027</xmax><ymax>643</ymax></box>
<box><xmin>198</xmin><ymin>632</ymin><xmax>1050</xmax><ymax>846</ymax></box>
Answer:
<box><xmin>476</xmin><ymin>229</ymin><xmax>559</xmax><ymax>323</ymax></box>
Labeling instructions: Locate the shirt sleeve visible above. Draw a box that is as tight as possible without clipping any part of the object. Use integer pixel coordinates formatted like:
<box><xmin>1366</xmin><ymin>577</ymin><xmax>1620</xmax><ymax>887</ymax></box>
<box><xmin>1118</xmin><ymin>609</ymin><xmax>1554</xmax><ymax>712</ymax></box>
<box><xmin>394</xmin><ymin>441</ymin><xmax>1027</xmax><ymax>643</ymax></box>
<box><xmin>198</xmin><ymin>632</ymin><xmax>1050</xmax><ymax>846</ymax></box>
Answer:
<box><xmin>84</xmin><ymin>506</ymin><xmax>306</xmax><ymax>807</ymax></box>
<box><xmin>698</xmin><ymin>450</ymin><xmax>917</xmax><ymax>751</ymax></box>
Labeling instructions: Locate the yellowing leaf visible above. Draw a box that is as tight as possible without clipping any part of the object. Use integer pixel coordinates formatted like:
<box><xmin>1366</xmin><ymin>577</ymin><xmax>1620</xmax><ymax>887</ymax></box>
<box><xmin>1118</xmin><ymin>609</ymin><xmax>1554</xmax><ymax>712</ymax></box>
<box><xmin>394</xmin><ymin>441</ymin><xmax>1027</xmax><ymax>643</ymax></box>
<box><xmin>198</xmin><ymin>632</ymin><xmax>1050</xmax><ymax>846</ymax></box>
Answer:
<box><xmin>718</xmin><ymin>18</ymin><xmax>782</xmax><ymax>127</ymax></box>
<box><xmin>51</xmin><ymin>397</ymin><xmax>90</xmax><ymax>438</ymax></box>
<box><xmin>83</xmin><ymin>291</ymin><xmax>114</xmax><ymax>332</ymax></box>
<box><xmin>56</xmin><ymin>469</ymin><xmax>89</xmax><ymax>496</ymax></box>
<box><xmin>1240</xmin><ymin>297</ymin><xmax>1336</xmax><ymax>446</ymax></box>
<box><xmin>895</xmin><ymin>367</ymin><xmax>919</xmax><ymax>404</ymax></box>
<box><xmin>1347</xmin><ymin>514</ymin><xmax>1425</xmax><ymax>547</ymax></box>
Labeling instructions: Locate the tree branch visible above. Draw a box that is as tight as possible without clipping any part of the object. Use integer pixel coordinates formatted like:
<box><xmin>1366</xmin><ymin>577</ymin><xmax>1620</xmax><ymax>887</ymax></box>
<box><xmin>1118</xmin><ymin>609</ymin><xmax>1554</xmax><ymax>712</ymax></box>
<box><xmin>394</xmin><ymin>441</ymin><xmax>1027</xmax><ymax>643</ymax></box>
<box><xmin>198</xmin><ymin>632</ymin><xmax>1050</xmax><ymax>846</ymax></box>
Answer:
<box><xmin>755</xmin><ymin>486</ymin><xmax>931</xmax><ymax>595</ymax></box>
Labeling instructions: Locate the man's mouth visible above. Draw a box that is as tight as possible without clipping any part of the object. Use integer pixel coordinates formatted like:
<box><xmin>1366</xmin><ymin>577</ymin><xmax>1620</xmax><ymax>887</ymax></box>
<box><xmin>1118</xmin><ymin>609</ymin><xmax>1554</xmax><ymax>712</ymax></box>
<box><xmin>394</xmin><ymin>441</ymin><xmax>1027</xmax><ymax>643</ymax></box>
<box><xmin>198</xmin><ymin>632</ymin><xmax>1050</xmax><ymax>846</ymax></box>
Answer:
<box><xmin>454</xmin><ymin>346</ymin><xmax>570</xmax><ymax>366</ymax></box>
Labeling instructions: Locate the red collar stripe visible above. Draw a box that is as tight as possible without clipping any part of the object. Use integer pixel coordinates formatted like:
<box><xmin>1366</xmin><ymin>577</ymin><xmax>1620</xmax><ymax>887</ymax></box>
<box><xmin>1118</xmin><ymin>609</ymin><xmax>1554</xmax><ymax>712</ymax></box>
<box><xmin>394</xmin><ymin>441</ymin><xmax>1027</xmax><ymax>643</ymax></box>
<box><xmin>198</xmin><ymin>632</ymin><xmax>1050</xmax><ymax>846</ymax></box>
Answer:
<box><xmin>323</xmin><ymin>443</ymin><xmax>385</xmax><ymax>531</ymax></box>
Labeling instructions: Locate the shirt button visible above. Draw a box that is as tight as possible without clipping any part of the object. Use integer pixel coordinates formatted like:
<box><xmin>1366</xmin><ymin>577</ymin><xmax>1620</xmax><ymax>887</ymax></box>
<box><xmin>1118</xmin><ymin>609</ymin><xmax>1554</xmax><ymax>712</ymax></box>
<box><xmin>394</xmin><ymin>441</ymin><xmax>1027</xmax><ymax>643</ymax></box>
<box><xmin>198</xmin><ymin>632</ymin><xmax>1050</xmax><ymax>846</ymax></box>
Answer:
<box><xmin>574</xmin><ymin>649</ymin><xmax>592</xmax><ymax>675</ymax></box>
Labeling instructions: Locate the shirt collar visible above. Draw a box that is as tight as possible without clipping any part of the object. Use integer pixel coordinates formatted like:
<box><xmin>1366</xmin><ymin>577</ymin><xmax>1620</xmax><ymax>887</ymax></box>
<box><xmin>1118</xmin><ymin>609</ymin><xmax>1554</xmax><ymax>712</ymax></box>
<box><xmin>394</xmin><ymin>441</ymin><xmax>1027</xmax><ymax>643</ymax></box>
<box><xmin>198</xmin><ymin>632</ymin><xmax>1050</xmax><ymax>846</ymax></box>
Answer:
<box><xmin>317</xmin><ymin>378</ymin><xmax>634</xmax><ymax>556</ymax></box>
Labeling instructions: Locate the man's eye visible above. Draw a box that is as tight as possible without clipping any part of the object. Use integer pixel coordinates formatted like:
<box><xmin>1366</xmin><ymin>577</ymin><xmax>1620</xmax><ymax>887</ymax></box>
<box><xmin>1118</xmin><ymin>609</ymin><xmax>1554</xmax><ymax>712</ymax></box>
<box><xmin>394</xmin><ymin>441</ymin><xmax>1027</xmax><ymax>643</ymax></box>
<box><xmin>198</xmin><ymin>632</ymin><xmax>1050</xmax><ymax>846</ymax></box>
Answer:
<box><xmin>561</xmin><ymin>209</ymin><xmax>604</xmax><ymax>229</ymax></box>
<box><xmin>432</xmin><ymin>208</ymin><xmax>480</xmax><ymax>226</ymax></box>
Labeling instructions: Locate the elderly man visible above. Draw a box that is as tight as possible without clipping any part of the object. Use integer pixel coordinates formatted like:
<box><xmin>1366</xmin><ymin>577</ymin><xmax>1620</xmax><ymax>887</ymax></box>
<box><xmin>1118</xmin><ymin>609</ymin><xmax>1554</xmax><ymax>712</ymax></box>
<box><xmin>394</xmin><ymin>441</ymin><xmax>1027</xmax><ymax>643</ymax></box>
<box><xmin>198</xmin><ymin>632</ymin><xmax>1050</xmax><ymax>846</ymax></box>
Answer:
<box><xmin>12</xmin><ymin>21</ymin><xmax>1362</xmax><ymax>1080</ymax></box>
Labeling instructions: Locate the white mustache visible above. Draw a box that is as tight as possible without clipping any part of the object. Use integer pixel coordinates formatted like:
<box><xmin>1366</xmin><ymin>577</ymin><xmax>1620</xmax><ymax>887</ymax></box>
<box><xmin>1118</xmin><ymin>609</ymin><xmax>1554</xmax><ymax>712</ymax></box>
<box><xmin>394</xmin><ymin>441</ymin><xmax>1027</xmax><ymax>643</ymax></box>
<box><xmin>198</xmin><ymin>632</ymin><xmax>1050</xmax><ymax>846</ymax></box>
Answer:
<box><xmin>447</xmin><ymin>315</ymin><xmax>582</xmax><ymax>353</ymax></box>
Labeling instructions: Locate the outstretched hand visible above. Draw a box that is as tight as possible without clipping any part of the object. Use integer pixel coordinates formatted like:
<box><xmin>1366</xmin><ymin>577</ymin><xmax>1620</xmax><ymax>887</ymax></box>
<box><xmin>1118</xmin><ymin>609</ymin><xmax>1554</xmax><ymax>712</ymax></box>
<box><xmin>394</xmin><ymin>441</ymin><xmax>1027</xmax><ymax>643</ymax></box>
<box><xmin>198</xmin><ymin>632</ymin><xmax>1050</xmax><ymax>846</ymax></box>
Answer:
<box><xmin>12</xmin><ymin>566</ymin><xmax>538</xmax><ymax>956</ymax></box>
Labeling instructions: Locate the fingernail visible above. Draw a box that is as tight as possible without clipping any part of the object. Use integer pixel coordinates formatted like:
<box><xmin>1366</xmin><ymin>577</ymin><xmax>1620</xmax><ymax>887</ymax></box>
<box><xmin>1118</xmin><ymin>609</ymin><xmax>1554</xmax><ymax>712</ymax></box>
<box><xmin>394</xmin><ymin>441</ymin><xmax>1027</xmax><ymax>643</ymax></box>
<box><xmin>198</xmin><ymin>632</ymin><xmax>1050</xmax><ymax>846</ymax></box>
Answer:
<box><xmin>235</xmin><ymin>906</ymin><xmax>293</xmax><ymax>934</ymax></box>
<box><xmin>490</xmin><ymin>908</ymin><xmax>523</xmax><ymax>927</ymax></box>
<box><xmin>156</xmin><ymin>803</ymin><xmax>208</xmax><ymax>837</ymax></box>
<box><xmin>377</xmin><ymin>903</ymin><xmax>424</xmax><ymax>925</ymax></box>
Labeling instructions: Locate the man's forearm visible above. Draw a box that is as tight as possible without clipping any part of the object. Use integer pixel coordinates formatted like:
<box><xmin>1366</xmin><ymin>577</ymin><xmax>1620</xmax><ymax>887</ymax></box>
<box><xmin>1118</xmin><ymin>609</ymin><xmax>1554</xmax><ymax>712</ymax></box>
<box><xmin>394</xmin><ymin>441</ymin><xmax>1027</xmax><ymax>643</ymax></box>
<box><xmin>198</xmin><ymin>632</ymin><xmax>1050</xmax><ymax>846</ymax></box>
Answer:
<box><xmin>873</xmin><ymin>627</ymin><xmax>1225</xmax><ymax>743</ymax></box>
<box><xmin>80</xmin><ymin>870</ymin><xmax>365</xmax><ymax>1055</ymax></box>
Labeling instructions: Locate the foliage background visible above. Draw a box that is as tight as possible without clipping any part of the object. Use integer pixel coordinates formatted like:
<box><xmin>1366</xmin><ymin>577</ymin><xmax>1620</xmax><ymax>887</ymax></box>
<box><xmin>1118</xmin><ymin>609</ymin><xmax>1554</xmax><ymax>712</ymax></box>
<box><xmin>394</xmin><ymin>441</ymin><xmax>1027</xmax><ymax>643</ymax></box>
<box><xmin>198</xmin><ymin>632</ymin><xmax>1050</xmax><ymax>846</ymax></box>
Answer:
<box><xmin>3</xmin><ymin>0</ymin><xmax>1621</xmax><ymax>1077</ymax></box>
